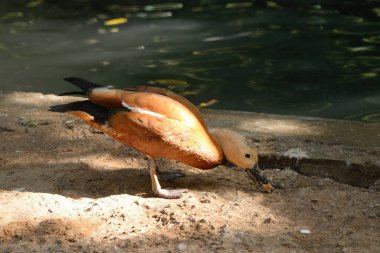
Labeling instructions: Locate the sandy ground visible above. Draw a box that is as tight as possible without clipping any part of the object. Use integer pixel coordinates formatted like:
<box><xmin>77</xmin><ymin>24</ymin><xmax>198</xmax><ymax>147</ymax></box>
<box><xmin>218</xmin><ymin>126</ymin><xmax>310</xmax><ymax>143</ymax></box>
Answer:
<box><xmin>0</xmin><ymin>95</ymin><xmax>379</xmax><ymax>253</ymax></box>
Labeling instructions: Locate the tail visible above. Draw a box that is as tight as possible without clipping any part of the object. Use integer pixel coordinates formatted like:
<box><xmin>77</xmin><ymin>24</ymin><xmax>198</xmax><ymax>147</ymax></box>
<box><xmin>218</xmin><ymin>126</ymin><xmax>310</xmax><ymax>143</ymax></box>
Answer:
<box><xmin>49</xmin><ymin>100</ymin><xmax>111</xmax><ymax>124</ymax></box>
<box><xmin>62</xmin><ymin>77</ymin><xmax>103</xmax><ymax>95</ymax></box>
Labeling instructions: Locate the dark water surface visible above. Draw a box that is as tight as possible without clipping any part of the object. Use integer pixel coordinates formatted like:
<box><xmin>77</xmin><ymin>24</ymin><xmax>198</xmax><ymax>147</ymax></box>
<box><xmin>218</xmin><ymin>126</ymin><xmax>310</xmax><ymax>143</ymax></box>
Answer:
<box><xmin>0</xmin><ymin>0</ymin><xmax>379</xmax><ymax>121</ymax></box>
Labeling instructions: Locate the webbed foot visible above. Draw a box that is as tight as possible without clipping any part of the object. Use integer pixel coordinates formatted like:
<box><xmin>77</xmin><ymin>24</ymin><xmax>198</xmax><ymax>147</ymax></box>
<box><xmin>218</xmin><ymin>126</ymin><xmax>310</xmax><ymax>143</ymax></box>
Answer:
<box><xmin>154</xmin><ymin>188</ymin><xmax>188</xmax><ymax>199</ymax></box>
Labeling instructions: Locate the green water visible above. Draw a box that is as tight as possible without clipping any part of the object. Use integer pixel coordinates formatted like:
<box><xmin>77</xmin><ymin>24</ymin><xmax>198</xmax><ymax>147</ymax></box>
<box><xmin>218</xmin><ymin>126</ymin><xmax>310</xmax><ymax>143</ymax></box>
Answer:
<box><xmin>0</xmin><ymin>0</ymin><xmax>379</xmax><ymax>121</ymax></box>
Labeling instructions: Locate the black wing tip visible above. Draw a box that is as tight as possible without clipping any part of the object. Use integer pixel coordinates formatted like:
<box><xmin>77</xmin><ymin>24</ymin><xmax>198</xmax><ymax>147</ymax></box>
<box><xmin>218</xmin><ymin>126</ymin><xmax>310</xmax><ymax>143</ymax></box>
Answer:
<box><xmin>49</xmin><ymin>104</ymin><xmax>71</xmax><ymax>113</ymax></box>
<box><xmin>49</xmin><ymin>100</ymin><xmax>111</xmax><ymax>124</ymax></box>
<box><xmin>63</xmin><ymin>77</ymin><xmax>85</xmax><ymax>82</ymax></box>
<box><xmin>58</xmin><ymin>91</ymin><xmax>87</xmax><ymax>96</ymax></box>
<box><xmin>63</xmin><ymin>77</ymin><xmax>103</xmax><ymax>92</ymax></box>
<box><xmin>49</xmin><ymin>100</ymin><xmax>91</xmax><ymax>113</ymax></box>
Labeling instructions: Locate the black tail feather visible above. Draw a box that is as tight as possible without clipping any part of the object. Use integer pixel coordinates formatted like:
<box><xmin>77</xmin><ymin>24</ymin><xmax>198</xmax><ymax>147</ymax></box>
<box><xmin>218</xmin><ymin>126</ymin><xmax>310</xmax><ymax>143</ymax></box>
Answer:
<box><xmin>49</xmin><ymin>100</ymin><xmax>111</xmax><ymax>124</ymax></box>
<box><xmin>59</xmin><ymin>91</ymin><xmax>86</xmax><ymax>96</ymax></box>
<box><xmin>63</xmin><ymin>77</ymin><xmax>103</xmax><ymax>93</ymax></box>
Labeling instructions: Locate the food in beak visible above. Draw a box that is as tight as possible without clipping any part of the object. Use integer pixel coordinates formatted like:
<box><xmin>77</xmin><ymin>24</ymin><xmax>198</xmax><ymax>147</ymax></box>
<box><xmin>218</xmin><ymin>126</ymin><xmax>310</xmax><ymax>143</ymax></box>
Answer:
<box><xmin>246</xmin><ymin>164</ymin><xmax>274</xmax><ymax>193</ymax></box>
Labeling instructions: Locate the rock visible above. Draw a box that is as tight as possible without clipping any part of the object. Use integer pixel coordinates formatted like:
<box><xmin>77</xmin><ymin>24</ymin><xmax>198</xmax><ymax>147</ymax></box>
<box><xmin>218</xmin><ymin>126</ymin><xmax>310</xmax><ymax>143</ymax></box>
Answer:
<box><xmin>176</xmin><ymin>242</ymin><xmax>187</xmax><ymax>251</ymax></box>
<box><xmin>300</xmin><ymin>229</ymin><xmax>311</xmax><ymax>234</ymax></box>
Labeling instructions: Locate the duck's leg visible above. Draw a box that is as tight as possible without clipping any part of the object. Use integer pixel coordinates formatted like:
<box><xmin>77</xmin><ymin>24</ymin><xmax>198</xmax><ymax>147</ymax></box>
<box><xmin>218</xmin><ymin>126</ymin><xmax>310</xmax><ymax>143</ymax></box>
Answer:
<box><xmin>147</xmin><ymin>157</ymin><xmax>188</xmax><ymax>199</ymax></box>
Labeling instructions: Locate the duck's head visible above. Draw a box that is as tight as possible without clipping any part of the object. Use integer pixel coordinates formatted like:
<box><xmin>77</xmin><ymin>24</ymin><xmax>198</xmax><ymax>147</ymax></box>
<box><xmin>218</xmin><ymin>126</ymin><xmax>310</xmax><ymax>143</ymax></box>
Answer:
<box><xmin>212</xmin><ymin>128</ymin><xmax>273</xmax><ymax>192</ymax></box>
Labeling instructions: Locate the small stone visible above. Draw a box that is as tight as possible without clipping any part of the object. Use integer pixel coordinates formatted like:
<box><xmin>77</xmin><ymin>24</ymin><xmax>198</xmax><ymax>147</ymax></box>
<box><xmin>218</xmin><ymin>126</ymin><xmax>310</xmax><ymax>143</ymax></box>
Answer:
<box><xmin>18</xmin><ymin>117</ymin><xmax>38</xmax><ymax>127</ymax></box>
<box><xmin>280</xmin><ymin>238</ymin><xmax>292</xmax><ymax>246</ymax></box>
<box><xmin>176</xmin><ymin>242</ymin><xmax>187</xmax><ymax>251</ymax></box>
<box><xmin>317</xmin><ymin>181</ymin><xmax>325</xmax><ymax>187</ymax></box>
<box><xmin>64</xmin><ymin>120</ymin><xmax>75</xmax><ymax>129</ymax></box>
<box><xmin>367</xmin><ymin>213</ymin><xmax>376</xmax><ymax>218</ymax></box>
<box><xmin>372</xmin><ymin>179</ymin><xmax>380</xmax><ymax>191</ymax></box>
<box><xmin>300</xmin><ymin>229</ymin><xmax>311</xmax><ymax>234</ymax></box>
<box><xmin>263</xmin><ymin>217</ymin><xmax>272</xmax><ymax>224</ymax></box>
<box><xmin>200</xmin><ymin>198</ymin><xmax>210</xmax><ymax>203</ymax></box>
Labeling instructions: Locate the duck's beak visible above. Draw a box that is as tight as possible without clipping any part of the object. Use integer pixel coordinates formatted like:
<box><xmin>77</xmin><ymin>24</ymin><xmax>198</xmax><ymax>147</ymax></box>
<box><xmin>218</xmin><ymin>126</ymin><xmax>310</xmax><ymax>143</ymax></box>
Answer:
<box><xmin>246</xmin><ymin>164</ymin><xmax>274</xmax><ymax>193</ymax></box>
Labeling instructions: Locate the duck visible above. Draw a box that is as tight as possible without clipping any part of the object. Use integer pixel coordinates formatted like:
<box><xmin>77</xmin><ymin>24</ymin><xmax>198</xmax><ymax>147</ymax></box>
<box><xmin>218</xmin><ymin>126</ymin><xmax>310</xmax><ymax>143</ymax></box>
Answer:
<box><xmin>50</xmin><ymin>77</ymin><xmax>274</xmax><ymax>198</ymax></box>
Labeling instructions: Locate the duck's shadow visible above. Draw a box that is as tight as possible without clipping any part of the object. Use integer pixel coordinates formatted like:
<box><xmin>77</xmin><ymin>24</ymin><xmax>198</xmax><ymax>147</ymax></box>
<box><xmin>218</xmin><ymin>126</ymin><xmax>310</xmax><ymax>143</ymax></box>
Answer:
<box><xmin>53</xmin><ymin>164</ymin><xmax>152</xmax><ymax>198</ymax></box>
<box><xmin>2</xmin><ymin>161</ymin><xmax>255</xmax><ymax>199</ymax></box>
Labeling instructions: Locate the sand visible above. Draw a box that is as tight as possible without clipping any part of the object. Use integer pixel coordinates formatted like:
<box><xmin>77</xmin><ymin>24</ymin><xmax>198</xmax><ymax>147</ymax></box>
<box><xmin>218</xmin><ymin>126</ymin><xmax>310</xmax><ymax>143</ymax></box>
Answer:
<box><xmin>0</xmin><ymin>92</ymin><xmax>379</xmax><ymax>252</ymax></box>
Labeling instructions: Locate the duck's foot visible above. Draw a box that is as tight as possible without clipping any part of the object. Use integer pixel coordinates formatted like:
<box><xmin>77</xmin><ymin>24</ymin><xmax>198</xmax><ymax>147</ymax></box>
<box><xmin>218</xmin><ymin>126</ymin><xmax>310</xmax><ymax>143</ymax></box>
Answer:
<box><xmin>157</xmin><ymin>169</ymin><xmax>186</xmax><ymax>181</ymax></box>
<box><xmin>147</xmin><ymin>157</ymin><xmax>188</xmax><ymax>199</ymax></box>
<box><xmin>154</xmin><ymin>188</ymin><xmax>188</xmax><ymax>199</ymax></box>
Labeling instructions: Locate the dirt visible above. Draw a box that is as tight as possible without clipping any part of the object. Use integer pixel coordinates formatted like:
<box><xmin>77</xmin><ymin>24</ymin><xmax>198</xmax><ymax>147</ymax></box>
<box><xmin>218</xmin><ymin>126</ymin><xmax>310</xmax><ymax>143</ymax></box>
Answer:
<box><xmin>0</xmin><ymin>94</ymin><xmax>379</xmax><ymax>253</ymax></box>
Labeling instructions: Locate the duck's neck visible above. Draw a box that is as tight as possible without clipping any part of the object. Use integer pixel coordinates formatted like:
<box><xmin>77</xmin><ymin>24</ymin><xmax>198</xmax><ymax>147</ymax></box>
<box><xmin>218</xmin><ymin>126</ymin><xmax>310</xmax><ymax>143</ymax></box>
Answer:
<box><xmin>210</xmin><ymin>129</ymin><xmax>233</xmax><ymax>162</ymax></box>
<box><xmin>210</xmin><ymin>128</ymin><xmax>249</xmax><ymax>164</ymax></box>
<box><xmin>211</xmin><ymin>128</ymin><xmax>237</xmax><ymax>151</ymax></box>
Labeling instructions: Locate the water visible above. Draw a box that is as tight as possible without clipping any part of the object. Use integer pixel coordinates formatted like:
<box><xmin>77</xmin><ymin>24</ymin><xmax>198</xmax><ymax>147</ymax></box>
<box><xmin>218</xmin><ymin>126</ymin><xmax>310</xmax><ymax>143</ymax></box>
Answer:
<box><xmin>0</xmin><ymin>0</ymin><xmax>379</xmax><ymax>121</ymax></box>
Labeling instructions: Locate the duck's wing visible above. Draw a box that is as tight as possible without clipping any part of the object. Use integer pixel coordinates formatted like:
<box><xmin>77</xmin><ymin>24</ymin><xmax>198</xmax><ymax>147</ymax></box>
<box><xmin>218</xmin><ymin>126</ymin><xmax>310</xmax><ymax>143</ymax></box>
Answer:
<box><xmin>53</xmin><ymin>78</ymin><xmax>224</xmax><ymax>169</ymax></box>
<box><xmin>124</xmin><ymin>86</ymin><xmax>205</xmax><ymax>126</ymax></box>
<box><xmin>62</xmin><ymin>77</ymin><xmax>206</xmax><ymax>127</ymax></box>
<box><xmin>111</xmin><ymin>88</ymin><xmax>223</xmax><ymax>168</ymax></box>
<box><xmin>88</xmin><ymin>86</ymin><xmax>206</xmax><ymax>129</ymax></box>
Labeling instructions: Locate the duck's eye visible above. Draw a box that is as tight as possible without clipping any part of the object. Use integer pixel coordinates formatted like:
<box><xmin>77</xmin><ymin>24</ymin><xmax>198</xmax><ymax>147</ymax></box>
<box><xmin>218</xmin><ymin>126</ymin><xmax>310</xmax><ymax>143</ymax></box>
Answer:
<box><xmin>245</xmin><ymin>154</ymin><xmax>251</xmax><ymax>158</ymax></box>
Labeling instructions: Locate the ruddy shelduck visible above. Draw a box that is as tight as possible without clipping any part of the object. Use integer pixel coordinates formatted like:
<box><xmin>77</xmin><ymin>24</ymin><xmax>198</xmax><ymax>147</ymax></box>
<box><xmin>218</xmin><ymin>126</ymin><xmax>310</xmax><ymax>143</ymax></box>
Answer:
<box><xmin>50</xmin><ymin>77</ymin><xmax>273</xmax><ymax>198</ymax></box>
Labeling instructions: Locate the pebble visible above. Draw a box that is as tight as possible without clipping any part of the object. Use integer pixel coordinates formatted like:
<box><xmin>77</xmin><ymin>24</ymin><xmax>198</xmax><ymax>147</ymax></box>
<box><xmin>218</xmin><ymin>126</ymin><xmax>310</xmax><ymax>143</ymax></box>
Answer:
<box><xmin>263</xmin><ymin>217</ymin><xmax>272</xmax><ymax>224</ymax></box>
<box><xmin>367</xmin><ymin>213</ymin><xmax>376</xmax><ymax>218</ymax></box>
<box><xmin>176</xmin><ymin>242</ymin><xmax>187</xmax><ymax>251</ymax></box>
<box><xmin>300</xmin><ymin>229</ymin><xmax>311</xmax><ymax>234</ymax></box>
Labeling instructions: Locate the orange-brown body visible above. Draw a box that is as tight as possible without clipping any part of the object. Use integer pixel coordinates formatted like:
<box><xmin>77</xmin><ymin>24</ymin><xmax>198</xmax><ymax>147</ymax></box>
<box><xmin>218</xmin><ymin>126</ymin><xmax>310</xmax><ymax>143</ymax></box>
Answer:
<box><xmin>70</xmin><ymin>87</ymin><xmax>224</xmax><ymax>169</ymax></box>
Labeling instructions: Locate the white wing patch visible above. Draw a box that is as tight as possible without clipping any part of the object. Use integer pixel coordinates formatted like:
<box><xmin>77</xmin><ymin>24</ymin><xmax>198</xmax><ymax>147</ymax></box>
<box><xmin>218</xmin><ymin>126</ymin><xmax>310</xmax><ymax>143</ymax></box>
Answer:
<box><xmin>122</xmin><ymin>101</ymin><xmax>165</xmax><ymax>118</ymax></box>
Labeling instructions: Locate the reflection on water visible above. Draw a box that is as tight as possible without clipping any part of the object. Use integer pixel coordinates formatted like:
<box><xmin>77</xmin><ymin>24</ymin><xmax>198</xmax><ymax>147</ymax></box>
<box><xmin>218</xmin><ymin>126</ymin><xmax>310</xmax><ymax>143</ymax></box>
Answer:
<box><xmin>0</xmin><ymin>0</ymin><xmax>379</xmax><ymax>121</ymax></box>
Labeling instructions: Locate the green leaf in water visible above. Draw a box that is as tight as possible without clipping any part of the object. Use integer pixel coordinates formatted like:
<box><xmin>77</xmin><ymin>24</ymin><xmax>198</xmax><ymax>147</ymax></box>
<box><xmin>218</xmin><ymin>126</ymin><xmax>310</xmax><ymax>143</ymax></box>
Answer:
<box><xmin>0</xmin><ymin>12</ymin><xmax>23</xmax><ymax>21</ymax></box>
<box><xmin>363</xmin><ymin>35</ymin><xmax>380</xmax><ymax>44</ymax></box>
<box><xmin>333</xmin><ymin>29</ymin><xmax>377</xmax><ymax>36</ymax></box>
<box><xmin>291</xmin><ymin>30</ymin><xmax>299</xmax><ymax>35</ymax></box>
<box><xmin>347</xmin><ymin>46</ymin><xmax>375</xmax><ymax>52</ymax></box>
<box><xmin>110</xmin><ymin>27</ymin><xmax>120</xmax><ymax>33</ymax></box>
<box><xmin>311</xmin><ymin>5</ymin><xmax>322</xmax><ymax>10</ymax></box>
<box><xmin>104</xmin><ymin>18</ymin><xmax>128</xmax><ymax>26</ymax></box>
<box><xmin>225</xmin><ymin>2</ymin><xmax>252</xmax><ymax>9</ymax></box>
<box><xmin>269</xmin><ymin>25</ymin><xmax>281</xmax><ymax>29</ymax></box>
<box><xmin>144</xmin><ymin>3</ymin><xmax>183</xmax><ymax>12</ymax></box>
<box><xmin>267</xmin><ymin>1</ymin><xmax>280</xmax><ymax>9</ymax></box>
<box><xmin>181</xmin><ymin>90</ymin><xmax>199</xmax><ymax>96</ymax></box>
<box><xmin>373</xmin><ymin>7</ymin><xmax>380</xmax><ymax>17</ymax></box>
<box><xmin>361</xmin><ymin>72</ymin><xmax>378</xmax><ymax>78</ymax></box>
<box><xmin>26</xmin><ymin>0</ymin><xmax>43</xmax><ymax>8</ymax></box>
